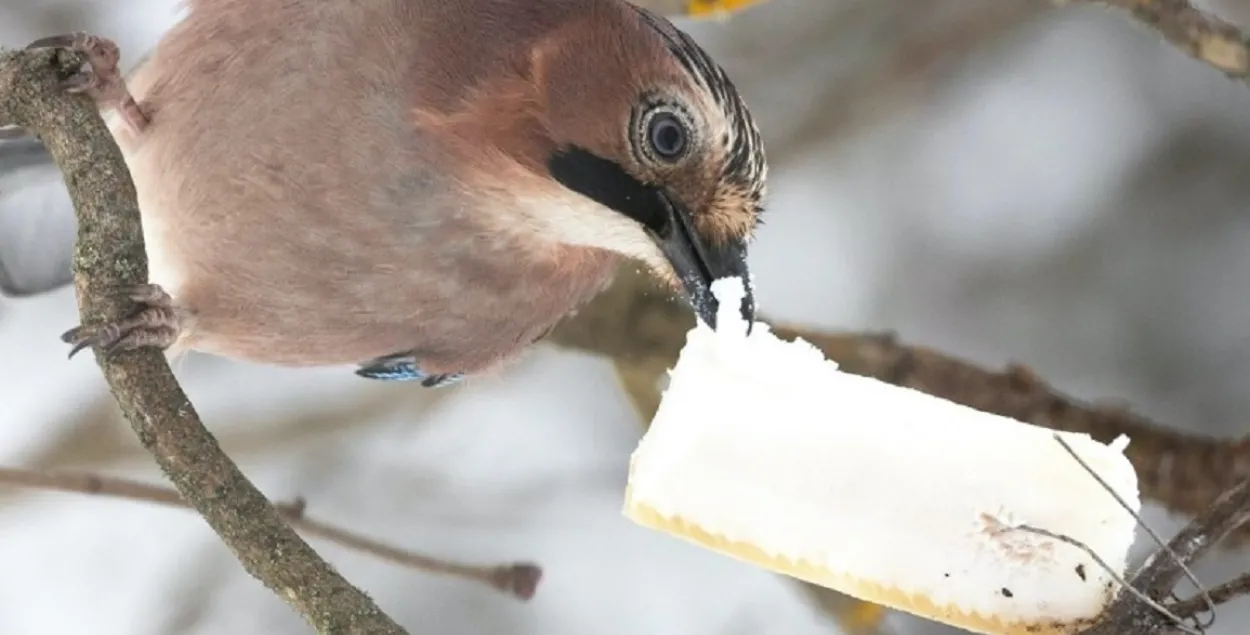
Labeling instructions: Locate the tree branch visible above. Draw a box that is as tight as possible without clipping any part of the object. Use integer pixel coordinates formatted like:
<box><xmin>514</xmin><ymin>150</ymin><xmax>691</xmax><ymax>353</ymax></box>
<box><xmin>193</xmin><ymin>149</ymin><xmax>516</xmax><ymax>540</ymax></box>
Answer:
<box><xmin>553</xmin><ymin>5</ymin><xmax>1250</xmax><ymax>634</ymax></box>
<box><xmin>549</xmin><ymin>266</ymin><xmax>1250</xmax><ymax>635</ymax></box>
<box><xmin>1064</xmin><ymin>0</ymin><xmax>1250</xmax><ymax>80</ymax></box>
<box><xmin>4</xmin><ymin>0</ymin><xmax>1250</xmax><ymax>632</ymax></box>
<box><xmin>0</xmin><ymin>466</ymin><xmax>542</xmax><ymax>600</ymax></box>
<box><xmin>549</xmin><ymin>266</ymin><xmax>1250</xmax><ymax>529</ymax></box>
<box><xmin>1125</xmin><ymin>477</ymin><xmax>1250</xmax><ymax>603</ymax></box>
<box><xmin>1170</xmin><ymin>572</ymin><xmax>1250</xmax><ymax>620</ymax></box>
<box><xmin>0</xmin><ymin>46</ymin><xmax>408</xmax><ymax>634</ymax></box>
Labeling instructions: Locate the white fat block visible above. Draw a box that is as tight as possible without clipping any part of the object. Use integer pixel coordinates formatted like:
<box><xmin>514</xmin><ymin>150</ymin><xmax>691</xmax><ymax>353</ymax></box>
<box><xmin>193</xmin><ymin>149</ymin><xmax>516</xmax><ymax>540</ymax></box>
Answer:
<box><xmin>624</xmin><ymin>277</ymin><xmax>1141</xmax><ymax>635</ymax></box>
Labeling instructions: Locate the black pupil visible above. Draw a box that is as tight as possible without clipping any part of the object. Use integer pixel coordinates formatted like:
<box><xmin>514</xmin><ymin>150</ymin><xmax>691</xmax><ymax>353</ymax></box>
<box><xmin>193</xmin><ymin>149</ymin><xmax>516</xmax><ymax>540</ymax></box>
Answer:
<box><xmin>650</xmin><ymin>115</ymin><xmax>685</xmax><ymax>158</ymax></box>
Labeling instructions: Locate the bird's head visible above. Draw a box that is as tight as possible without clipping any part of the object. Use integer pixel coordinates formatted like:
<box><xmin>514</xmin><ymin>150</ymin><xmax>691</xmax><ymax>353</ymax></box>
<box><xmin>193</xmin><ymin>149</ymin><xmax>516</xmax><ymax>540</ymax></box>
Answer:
<box><xmin>531</xmin><ymin>3</ymin><xmax>767</xmax><ymax>330</ymax></box>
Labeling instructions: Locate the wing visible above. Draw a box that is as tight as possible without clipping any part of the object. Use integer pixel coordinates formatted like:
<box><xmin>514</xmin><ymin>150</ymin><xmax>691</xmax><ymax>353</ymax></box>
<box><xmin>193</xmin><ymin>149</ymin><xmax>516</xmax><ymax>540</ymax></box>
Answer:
<box><xmin>355</xmin><ymin>352</ymin><xmax>464</xmax><ymax>387</ymax></box>
<box><xmin>0</xmin><ymin>136</ymin><xmax>77</xmax><ymax>297</ymax></box>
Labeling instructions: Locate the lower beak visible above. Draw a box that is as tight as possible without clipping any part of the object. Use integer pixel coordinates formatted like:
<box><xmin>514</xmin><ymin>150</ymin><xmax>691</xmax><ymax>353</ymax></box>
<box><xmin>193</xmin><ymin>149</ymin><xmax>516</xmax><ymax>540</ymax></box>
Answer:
<box><xmin>653</xmin><ymin>195</ymin><xmax>754</xmax><ymax>330</ymax></box>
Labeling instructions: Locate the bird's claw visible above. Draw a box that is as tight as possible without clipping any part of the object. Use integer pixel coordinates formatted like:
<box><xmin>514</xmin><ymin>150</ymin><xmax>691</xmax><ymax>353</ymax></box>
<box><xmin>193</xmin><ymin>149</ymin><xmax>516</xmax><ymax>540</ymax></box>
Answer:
<box><xmin>26</xmin><ymin>32</ymin><xmax>116</xmax><ymax>94</ymax></box>
<box><xmin>26</xmin><ymin>32</ymin><xmax>149</xmax><ymax>135</ymax></box>
<box><xmin>26</xmin><ymin>34</ymin><xmax>84</xmax><ymax>50</ymax></box>
<box><xmin>62</xmin><ymin>283</ymin><xmax>179</xmax><ymax>359</ymax></box>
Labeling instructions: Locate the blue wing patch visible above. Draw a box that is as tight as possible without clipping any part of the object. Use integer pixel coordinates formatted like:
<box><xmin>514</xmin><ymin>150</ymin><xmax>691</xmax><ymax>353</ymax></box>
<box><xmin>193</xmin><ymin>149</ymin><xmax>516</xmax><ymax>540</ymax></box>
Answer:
<box><xmin>355</xmin><ymin>354</ymin><xmax>464</xmax><ymax>387</ymax></box>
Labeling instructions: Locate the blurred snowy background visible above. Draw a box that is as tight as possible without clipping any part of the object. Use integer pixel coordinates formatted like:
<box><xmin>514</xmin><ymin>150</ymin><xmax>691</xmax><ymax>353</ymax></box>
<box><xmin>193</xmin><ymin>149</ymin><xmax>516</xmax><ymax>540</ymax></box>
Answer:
<box><xmin>2</xmin><ymin>0</ymin><xmax>1249</xmax><ymax>633</ymax></box>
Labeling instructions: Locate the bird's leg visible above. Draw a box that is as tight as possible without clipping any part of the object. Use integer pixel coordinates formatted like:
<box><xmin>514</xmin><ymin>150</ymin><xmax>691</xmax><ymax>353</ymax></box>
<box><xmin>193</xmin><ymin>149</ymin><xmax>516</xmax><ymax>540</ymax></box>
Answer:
<box><xmin>26</xmin><ymin>32</ymin><xmax>149</xmax><ymax>135</ymax></box>
<box><xmin>61</xmin><ymin>283</ymin><xmax>181</xmax><ymax>359</ymax></box>
<box><xmin>355</xmin><ymin>353</ymin><xmax>464</xmax><ymax>387</ymax></box>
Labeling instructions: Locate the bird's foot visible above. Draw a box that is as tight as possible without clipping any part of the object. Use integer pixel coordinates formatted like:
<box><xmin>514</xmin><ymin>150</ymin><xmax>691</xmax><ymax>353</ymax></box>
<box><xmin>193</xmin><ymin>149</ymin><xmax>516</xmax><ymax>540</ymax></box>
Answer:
<box><xmin>355</xmin><ymin>353</ymin><xmax>464</xmax><ymax>387</ymax></box>
<box><xmin>61</xmin><ymin>283</ymin><xmax>180</xmax><ymax>359</ymax></box>
<box><xmin>26</xmin><ymin>32</ymin><xmax>149</xmax><ymax>135</ymax></box>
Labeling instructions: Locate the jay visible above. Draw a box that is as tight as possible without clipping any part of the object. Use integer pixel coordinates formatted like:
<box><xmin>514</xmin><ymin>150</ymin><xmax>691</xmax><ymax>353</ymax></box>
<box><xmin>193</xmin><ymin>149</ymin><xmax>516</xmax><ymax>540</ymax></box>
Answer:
<box><xmin>0</xmin><ymin>0</ymin><xmax>768</xmax><ymax>387</ymax></box>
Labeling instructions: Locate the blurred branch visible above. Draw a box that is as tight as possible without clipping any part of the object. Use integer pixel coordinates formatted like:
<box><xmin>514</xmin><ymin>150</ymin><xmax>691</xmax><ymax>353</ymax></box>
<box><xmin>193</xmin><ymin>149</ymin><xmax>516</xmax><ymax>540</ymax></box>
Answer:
<box><xmin>571</xmin><ymin>2</ymin><xmax>1250</xmax><ymax>631</ymax></box>
<box><xmin>785</xmin><ymin>331</ymin><xmax>1250</xmax><ymax>531</ymax></box>
<box><xmin>18</xmin><ymin>379</ymin><xmax>451</xmax><ymax>477</ymax></box>
<box><xmin>0</xmin><ymin>45</ymin><xmax>407</xmax><ymax>634</ymax></box>
<box><xmin>1065</xmin><ymin>0</ymin><xmax>1250</xmax><ymax>79</ymax></box>
<box><xmin>0</xmin><ymin>466</ymin><xmax>541</xmax><ymax>600</ymax></box>
<box><xmin>549</xmin><ymin>265</ymin><xmax>1250</xmax><ymax>634</ymax></box>
<box><xmin>550</xmin><ymin>266</ymin><xmax>1250</xmax><ymax>525</ymax></box>
<box><xmin>797</xmin><ymin>586</ymin><xmax>895</xmax><ymax>635</ymax></box>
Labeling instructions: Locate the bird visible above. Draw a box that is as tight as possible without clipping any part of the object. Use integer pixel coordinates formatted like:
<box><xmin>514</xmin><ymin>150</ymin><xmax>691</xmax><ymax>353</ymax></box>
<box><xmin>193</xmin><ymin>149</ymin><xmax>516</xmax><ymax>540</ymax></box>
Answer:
<box><xmin>0</xmin><ymin>0</ymin><xmax>768</xmax><ymax>387</ymax></box>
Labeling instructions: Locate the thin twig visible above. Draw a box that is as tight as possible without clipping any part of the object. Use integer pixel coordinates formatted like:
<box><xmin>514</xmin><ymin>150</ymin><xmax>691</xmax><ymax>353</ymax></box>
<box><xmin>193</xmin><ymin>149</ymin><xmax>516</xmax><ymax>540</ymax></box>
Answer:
<box><xmin>1077</xmin><ymin>477</ymin><xmax>1250</xmax><ymax>634</ymax></box>
<box><xmin>0</xmin><ymin>466</ymin><xmax>541</xmax><ymax>600</ymax></box>
<box><xmin>1008</xmin><ymin>523</ymin><xmax>1194</xmax><ymax>634</ymax></box>
<box><xmin>1133</xmin><ymin>476</ymin><xmax>1250</xmax><ymax>601</ymax></box>
<box><xmin>1170</xmin><ymin>573</ymin><xmax>1250</xmax><ymax>619</ymax></box>
<box><xmin>1052</xmin><ymin>433</ymin><xmax>1215</xmax><ymax>619</ymax></box>
<box><xmin>1063</xmin><ymin>0</ymin><xmax>1250</xmax><ymax>80</ymax></box>
<box><xmin>286</xmin><ymin>503</ymin><xmax>541</xmax><ymax>599</ymax></box>
<box><xmin>0</xmin><ymin>45</ymin><xmax>408</xmax><ymax>634</ymax></box>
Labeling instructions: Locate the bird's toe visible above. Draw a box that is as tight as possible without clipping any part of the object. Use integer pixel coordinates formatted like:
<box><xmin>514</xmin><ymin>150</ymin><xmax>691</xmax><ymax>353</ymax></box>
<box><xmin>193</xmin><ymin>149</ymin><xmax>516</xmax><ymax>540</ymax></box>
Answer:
<box><xmin>26</xmin><ymin>31</ymin><xmax>149</xmax><ymax>134</ymax></box>
<box><xmin>25</xmin><ymin>33</ymin><xmax>80</xmax><ymax>51</ymax></box>
<box><xmin>62</xmin><ymin>283</ymin><xmax>181</xmax><ymax>359</ymax></box>
<box><xmin>125</xmin><ymin>283</ymin><xmax>174</xmax><ymax>307</ymax></box>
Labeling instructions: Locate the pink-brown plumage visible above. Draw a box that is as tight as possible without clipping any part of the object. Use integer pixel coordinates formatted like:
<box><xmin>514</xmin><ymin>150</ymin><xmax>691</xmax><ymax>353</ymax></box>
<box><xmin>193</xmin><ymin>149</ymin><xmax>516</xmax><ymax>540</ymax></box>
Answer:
<box><xmin>37</xmin><ymin>0</ymin><xmax>769</xmax><ymax>382</ymax></box>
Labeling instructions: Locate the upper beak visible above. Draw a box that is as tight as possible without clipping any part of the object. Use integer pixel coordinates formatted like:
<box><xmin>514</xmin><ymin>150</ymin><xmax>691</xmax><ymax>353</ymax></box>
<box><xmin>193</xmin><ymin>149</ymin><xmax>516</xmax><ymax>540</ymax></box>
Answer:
<box><xmin>653</xmin><ymin>194</ymin><xmax>754</xmax><ymax>330</ymax></box>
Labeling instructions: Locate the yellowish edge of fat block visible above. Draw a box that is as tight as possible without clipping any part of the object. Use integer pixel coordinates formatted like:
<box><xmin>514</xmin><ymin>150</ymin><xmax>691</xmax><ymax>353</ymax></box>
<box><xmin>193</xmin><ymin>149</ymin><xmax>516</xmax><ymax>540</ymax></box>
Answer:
<box><xmin>623</xmin><ymin>491</ymin><xmax>1099</xmax><ymax>635</ymax></box>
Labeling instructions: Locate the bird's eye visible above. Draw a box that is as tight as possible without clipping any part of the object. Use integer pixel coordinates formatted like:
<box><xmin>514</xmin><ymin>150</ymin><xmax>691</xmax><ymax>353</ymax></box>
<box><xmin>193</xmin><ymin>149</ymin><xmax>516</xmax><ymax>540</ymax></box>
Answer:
<box><xmin>647</xmin><ymin>113</ymin><xmax>687</xmax><ymax>161</ymax></box>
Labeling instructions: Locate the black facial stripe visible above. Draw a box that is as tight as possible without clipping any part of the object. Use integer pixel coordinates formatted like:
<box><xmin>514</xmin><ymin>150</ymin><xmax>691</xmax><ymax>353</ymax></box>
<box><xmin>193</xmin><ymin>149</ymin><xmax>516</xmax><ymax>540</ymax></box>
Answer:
<box><xmin>547</xmin><ymin>145</ymin><xmax>670</xmax><ymax>236</ymax></box>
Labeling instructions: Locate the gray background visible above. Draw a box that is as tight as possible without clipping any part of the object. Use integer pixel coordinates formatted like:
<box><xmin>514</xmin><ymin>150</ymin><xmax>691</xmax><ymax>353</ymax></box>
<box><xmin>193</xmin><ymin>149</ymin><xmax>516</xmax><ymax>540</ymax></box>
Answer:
<box><xmin>0</xmin><ymin>1</ymin><xmax>1247</xmax><ymax>634</ymax></box>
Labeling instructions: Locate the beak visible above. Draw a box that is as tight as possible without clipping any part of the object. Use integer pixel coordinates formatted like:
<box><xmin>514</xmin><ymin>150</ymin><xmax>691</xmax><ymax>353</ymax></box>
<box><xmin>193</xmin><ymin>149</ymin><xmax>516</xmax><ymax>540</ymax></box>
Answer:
<box><xmin>653</xmin><ymin>194</ymin><xmax>754</xmax><ymax>330</ymax></box>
